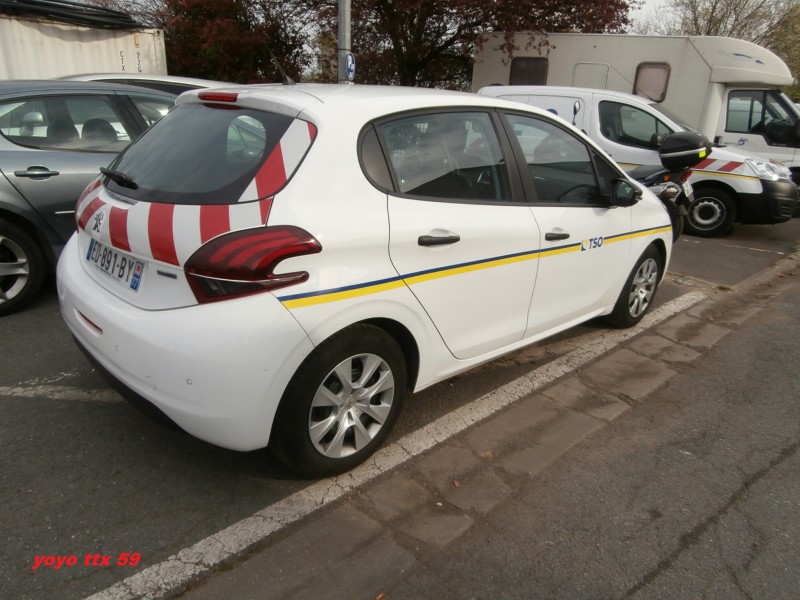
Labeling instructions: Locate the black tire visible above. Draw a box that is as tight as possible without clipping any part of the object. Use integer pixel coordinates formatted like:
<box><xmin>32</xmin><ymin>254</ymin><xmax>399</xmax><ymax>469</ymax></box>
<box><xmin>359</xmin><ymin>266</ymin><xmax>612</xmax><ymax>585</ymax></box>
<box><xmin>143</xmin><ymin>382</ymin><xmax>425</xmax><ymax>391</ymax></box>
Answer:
<box><xmin>684</xmin><ymin>188</ymin><xmax>736</xmax><ymax>237</ymax></box>
<box><xmin>0</xmin><ymin>219</ymin><xmax>46</xmax><ymax>317</ymax></box>
<box><xmin>270</xmin><ymin>324</ymin><xmax>407</xmax><ymax>478</ymax></box>
<box><xmin>606</xmin><ymin>245</ymin><xmax>662</xmax><ymax>328</ymax></box>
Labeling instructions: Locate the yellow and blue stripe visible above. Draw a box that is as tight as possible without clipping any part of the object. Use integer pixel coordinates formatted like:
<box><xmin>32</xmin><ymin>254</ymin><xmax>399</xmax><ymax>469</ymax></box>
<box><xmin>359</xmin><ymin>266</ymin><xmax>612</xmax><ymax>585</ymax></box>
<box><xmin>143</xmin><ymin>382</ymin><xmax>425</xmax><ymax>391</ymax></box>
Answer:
<box><xmin>279</xmin><ymin>224</ymin><xmax>671</xmax><ymax>309</ymax></box>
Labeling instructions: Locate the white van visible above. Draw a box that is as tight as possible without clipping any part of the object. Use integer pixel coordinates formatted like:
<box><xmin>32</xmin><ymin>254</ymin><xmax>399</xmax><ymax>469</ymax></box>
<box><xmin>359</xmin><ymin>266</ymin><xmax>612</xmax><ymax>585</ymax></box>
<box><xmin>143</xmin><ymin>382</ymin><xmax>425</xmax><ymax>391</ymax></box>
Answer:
<box><xmin>478</xmin><ymin>85</ymin><xmax>798</xmax><ymax>236</ymax></box>
<box><xmin>472</xmin><ymin>33</ymin><xmax>800</xmax><ymax>185</ymax></box>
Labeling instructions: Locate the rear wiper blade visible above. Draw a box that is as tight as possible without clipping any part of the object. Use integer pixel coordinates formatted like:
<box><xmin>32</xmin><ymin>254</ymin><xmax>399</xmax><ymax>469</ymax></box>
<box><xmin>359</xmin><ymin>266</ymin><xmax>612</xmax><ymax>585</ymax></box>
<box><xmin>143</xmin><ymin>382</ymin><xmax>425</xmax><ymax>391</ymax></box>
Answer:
<box><xmin>100</xmin><ymin>167</ymin><xmax>138</xmax><ymax>190</ymax></box>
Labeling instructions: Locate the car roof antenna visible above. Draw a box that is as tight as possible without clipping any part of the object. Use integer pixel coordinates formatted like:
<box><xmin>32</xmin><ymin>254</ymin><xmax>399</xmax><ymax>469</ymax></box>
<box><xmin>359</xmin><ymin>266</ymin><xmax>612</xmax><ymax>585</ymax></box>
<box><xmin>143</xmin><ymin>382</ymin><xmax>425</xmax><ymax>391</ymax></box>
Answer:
<box><xmin>267</xmin><ymin>47</ymin><xmax>296</xmax><ymax>85</ymax></box>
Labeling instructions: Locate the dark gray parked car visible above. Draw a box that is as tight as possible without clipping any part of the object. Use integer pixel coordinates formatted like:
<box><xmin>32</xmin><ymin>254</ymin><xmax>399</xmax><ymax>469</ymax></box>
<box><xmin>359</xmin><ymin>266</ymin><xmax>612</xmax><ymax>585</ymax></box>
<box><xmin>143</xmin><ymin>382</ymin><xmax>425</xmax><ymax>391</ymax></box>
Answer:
<box><xmin>0</xmin><ymin>80</ymin><xmax>174</xmax><ymax>315</ymax></box>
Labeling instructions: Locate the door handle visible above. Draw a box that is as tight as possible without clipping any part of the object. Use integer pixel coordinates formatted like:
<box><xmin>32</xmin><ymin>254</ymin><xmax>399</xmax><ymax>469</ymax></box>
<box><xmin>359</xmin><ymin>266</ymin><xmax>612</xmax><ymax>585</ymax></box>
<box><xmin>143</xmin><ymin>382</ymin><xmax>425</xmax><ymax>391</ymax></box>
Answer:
<box><xmin>418</xmin><ymin>234</ymin><xmax>461</xmax><ymax>246</ymax></box>
<box><xmin>545</xmin><ymin>230</ymin><xmax>570</xmax><ymax>241</ymax></box>
<box><xmin>14</xmin><ymin>167</ymin><xmax>60</xmax><ymax>179</ymax></box>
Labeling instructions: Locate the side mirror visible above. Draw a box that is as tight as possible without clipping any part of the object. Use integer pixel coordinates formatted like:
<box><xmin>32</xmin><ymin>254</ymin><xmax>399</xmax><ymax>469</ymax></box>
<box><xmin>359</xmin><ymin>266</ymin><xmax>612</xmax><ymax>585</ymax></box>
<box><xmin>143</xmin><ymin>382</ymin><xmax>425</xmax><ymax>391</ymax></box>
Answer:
<box><xmin>572</xmin><ymin>100</ymin><xmax>581</xmax><ymax>126</ymax></box>
<box><xmin>610</xmin><ymin>179</ymin><xmax>642</xmax><ymax>207</ymax></box>
<box><xmin>649</xmin><ymin>133</ymin><xmax>663</xmax><ymax>148</ymax></box>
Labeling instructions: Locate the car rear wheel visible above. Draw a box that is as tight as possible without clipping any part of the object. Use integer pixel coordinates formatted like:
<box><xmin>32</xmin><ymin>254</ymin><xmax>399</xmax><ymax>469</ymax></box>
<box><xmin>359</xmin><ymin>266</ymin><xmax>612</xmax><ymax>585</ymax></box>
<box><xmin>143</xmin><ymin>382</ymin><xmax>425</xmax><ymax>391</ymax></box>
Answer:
<box><xmin>270</xmin><ymin>324</ymin><xmax>407</xmax><ymax>478</ymax></box>
<box><xmin>685</xmin><ymin>188</ymin><xmax>736</xmax><ymax>237</ymax></box>
<box><xmin>606</xmin><ymin>245</ymin><xmax>662</xmax><ymax>328</ymax></box>
<box><xmin>0</xmin><ymin>220</ymin><xmax>45</xmax><ymax>317</ymax></box>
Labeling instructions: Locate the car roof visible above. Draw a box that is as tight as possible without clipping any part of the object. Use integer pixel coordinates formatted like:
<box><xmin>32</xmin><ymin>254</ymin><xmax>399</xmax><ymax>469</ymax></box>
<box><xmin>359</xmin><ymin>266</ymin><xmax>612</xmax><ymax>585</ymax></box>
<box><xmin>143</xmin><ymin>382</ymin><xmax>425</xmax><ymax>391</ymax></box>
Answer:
<box><xmin>478</xmin><ymin>85</ymin><xmax>654</xmax><ymax>106</ymax></box>
<box><xmin>61</xmin><ymin>73</ymin><xmax>231</xmax><ymax>88</ymax></box>
<box><xmin>177</xmin><ymin>83</ymin><xmax>557</xmax><ymax>121</ymax></box>
<box><xmin>0</xmin><ymin>79</ymin><xmax>176</xmax><ymax>98</ymax></box>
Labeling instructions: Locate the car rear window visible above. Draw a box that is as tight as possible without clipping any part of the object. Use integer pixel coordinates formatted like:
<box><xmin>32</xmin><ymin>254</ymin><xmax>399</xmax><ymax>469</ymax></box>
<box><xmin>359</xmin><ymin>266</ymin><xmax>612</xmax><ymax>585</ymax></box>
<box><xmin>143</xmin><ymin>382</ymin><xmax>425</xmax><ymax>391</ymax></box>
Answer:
<box><xmin>105</xmin><ymin>102</ymin><xmax>315</xmax><ymax>205</ymax></box>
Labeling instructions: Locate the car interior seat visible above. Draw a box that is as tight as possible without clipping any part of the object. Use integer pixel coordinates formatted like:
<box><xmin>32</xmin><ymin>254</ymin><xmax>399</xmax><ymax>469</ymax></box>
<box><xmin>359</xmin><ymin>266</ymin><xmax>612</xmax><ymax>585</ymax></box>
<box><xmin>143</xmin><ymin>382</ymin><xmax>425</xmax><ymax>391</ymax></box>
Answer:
<box><xmin>46</xmin><ymin>119</ymin><xmax>79</xmax><ymax>146</ymax></box>
<box><xmin>81</xmin><ymin>118</ymin><xmax>118</xmax><ymax>144</ymax></box>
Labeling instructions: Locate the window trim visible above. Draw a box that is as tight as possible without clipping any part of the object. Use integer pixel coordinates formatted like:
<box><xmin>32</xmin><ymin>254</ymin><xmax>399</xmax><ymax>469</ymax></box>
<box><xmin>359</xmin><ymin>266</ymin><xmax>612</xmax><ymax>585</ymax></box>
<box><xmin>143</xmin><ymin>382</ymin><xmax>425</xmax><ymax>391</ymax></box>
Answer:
<box><xmin>499</xmin><ymin>109</ymin><xmax>623</xmax><ymax>207</ymax></box>
<box><xmin>364</xmin><ymin>107</ymin><xmax>526</xmax><ymax>206</ymax></box>
<box><xmin>633</xmin><ymin>62</ymin><xmax>671</xmax><ymax>103</ymax></box>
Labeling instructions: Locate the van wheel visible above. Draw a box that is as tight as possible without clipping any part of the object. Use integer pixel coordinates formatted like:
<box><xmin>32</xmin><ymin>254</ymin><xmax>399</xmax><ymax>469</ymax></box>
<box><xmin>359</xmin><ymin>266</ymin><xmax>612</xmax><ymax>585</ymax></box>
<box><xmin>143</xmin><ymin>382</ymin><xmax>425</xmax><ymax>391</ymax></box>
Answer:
<box><xmin>0</xmin><ymin>220</ymin><xmax>45</xmax><ymax>317</ymax></box>
<box><xmin>270</xmin><ymin>324</ymin><xmax>407</xmax><ymax>478</ymax></box>
<box><xmin>685</xmin><ymin>189</ymin><xmax>736</xmax><ymax>237</ymax></box>
<box><xmin>606</xmin><ymin>245</ymin><xmax>662</xmax><ymax>328</ymax></box>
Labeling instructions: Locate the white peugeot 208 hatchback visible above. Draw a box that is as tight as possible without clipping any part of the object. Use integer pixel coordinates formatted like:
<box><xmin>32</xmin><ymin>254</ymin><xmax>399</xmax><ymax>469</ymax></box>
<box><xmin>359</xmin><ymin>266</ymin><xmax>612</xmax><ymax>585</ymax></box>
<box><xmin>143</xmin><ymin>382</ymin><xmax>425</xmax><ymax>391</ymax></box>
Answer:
<box><xmin>57</xmin><ymin>84</ymin><xmax>673</xmax><ymax>477</ymax></box>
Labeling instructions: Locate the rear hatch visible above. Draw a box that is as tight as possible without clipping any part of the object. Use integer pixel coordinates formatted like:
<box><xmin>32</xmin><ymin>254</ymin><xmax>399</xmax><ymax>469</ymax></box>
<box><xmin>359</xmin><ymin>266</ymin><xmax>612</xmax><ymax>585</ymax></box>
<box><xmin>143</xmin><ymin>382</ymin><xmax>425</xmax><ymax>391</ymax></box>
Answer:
<box><xmin>74</xmin><ymin>92</ymin><xmax>318</xmax><ymax>310</ymax></box>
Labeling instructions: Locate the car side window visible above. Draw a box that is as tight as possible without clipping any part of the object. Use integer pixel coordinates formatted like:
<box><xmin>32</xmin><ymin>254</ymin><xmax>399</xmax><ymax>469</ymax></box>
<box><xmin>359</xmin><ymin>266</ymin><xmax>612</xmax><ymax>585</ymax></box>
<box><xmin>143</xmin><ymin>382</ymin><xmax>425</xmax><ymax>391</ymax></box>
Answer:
<box><xmin>0</xmin><ymin>94</ymin><xmax>133</xmax><ymax>151</ymax></box>
<box><xmin>376</xmin><ymin>112</ymin><xmax>511</xmax><ymax>202</ymax></box>
<box><xmin>598</xmin><ymin>100</ymin><xmax>673</xmax><ymax>148</ymax></box>
<box><xmin>505</xmin><ymin>113</ymin><xmax>603</xmax><ymax>205</ymax></box>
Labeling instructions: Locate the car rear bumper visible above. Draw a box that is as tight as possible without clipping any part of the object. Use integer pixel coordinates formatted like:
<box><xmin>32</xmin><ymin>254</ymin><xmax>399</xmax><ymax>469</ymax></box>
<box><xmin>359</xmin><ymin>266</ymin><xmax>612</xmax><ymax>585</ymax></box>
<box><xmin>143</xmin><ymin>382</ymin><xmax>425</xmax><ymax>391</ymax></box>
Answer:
<box><xmin>738</xmin><ymin>179</ymin><xmax>799</xmax><ymax>224</ymax></box>
<box><xmin>57</xmin><ymin>235</ymin><xmax>315</xmax><ymax>451</ymax></box>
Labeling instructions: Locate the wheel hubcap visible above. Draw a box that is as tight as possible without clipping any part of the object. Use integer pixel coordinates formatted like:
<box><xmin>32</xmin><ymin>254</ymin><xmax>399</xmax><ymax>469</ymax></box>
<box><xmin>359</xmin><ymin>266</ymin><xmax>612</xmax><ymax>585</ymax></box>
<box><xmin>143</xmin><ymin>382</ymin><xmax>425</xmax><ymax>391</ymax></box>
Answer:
<box><xmin>628</xmin><ymin>258</ymin><xmax>658</xmax><ymax>318</ymax></box>
<box><xmin>308</xmin><ymin>353</ymin><xmax>395</xmax><ymax>459</ymax></box>
<box><xmin>0</xmin><ymin>234</ymin><xmax>30</xmax><ymax>305</ymax></box>
<box><xmin>689</xmin><ymin>197</ymin><xmax>724</xmax><ymax>230</ymax></box>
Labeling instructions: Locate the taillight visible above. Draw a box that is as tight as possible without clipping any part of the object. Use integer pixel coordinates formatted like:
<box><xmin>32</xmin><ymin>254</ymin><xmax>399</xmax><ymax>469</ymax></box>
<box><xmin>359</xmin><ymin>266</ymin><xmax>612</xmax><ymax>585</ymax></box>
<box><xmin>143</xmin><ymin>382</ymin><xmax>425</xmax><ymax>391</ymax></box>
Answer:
<box><xmin>197</xmin><ymin>91</ymin><xmax>239</xmax><ymax>103</ymax></box>
<box><xmin>185</xmin><ymin>226</ymin><xmax>321</xmax><ymax>303</ymax></box>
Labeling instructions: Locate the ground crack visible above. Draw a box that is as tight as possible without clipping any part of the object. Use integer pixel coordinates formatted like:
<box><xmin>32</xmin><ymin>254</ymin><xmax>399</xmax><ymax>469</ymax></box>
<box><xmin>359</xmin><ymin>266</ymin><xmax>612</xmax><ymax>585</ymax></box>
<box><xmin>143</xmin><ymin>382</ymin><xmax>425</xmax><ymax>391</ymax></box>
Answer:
<box><xmin>622</xmin><ymin>438</ymin><xmax>800</xmax><ymax>598</ymax></box>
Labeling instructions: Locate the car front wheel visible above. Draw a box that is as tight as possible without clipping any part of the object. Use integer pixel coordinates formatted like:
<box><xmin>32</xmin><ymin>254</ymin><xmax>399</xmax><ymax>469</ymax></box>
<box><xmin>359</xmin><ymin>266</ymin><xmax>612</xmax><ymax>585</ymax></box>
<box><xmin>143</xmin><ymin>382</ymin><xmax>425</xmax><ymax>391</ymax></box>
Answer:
<box><xmin>606</xmin><ymin>245</ymin><xmax>662</xmax><ymax>328</ymax></box>
<box><xmin>685</xmin><ymin>188</ymin><xmax>736</xmax><ymax>237</ymax></box>
<box><xmin>0</xmin><ymin>220</ymin><xmax>45</xmax><ymax>317</ymax></box>
<box><xmin>270</xmin><ymin>324</ymin><xmax>407</xmax><ymax>478</ymax></box>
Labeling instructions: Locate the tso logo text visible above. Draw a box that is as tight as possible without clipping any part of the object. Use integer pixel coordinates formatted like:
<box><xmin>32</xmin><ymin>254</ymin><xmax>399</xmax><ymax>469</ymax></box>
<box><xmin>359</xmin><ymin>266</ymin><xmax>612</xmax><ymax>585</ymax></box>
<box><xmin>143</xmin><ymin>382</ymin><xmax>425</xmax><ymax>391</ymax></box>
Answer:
<box><xmin>581</xmin><ymin>237</ymin><xmax>604</xmax><ymax>251</ymax></box>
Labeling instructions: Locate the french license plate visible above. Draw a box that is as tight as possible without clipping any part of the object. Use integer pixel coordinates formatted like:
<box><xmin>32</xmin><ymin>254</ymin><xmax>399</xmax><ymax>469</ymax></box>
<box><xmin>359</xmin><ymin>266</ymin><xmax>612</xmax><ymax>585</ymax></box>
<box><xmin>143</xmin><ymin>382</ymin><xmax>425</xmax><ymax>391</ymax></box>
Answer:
<box><xmin>682</xmin><ymin>181</ymin><xmax>693</xmax><ymax>196</ymax></box>
<box><xmin>85</xmin><ymin>238</ymin><xmax>145</xmax><ymax>292</ymax></box>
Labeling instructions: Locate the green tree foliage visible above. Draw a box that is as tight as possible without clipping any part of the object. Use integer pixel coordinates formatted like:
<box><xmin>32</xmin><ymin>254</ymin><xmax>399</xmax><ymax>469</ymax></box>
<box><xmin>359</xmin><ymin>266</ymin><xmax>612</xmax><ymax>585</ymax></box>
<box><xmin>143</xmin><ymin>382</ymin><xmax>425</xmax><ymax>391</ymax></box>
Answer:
<box><xmin>95</xmin><ymin>0</ymin><xmax>633</xmax><ymax>87</ymax></box>
<box><xmin>93</xmin><ymin>0</ymin><xmax>311</xmax><ymax>82</ymax></box>
<box><xmin>311</xmin><ymin>0</ymin><xmax>634</xmax><ymax>88</ymax></box>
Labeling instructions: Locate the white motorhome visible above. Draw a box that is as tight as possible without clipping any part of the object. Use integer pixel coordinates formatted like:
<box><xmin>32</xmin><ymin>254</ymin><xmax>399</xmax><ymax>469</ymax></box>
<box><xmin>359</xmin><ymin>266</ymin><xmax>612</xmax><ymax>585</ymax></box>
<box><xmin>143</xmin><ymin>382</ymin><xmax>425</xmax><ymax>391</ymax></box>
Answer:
<box><xmin>477</xmin><ymin>85</ymin><xmax>798</xmax><ymax>236</ymax></box>
<box><xmin>472</xmin><ymin>33</ymin><xmax>800</xmax><ymax>184</ymax></box>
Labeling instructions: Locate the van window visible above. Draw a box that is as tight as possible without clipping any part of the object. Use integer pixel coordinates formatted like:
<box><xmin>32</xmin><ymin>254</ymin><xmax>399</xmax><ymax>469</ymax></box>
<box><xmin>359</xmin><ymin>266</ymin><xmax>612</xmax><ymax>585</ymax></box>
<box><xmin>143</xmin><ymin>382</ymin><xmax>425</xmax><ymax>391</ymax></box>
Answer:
<box><xmin>509</xmin><ymin>57</ymin><xmax>548</xmax><ymax>85</ymax></box>
<box><xmin>633</xmin><ymin>63</ymin><xmax>670</xmax><ymax>103</ymax></box>
<box><xmin>726</xmin><ymin>90</ymin><xmax>798</xmax><ymax>145</ymax></box>
<box><xmin>598</xmin><ymin>101</ymin><xmax>674</xmax><ymax>149</ymax></box>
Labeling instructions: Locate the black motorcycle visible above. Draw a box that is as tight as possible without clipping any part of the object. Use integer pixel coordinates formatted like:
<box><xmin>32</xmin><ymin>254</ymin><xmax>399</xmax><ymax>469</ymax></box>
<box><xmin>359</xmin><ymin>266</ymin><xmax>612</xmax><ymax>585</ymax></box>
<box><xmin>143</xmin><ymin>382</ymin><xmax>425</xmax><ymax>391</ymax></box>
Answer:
<box><xmin>629</xmin><ymin>131</ymin><xmax>712</xmax><ymax>243</ymax></box>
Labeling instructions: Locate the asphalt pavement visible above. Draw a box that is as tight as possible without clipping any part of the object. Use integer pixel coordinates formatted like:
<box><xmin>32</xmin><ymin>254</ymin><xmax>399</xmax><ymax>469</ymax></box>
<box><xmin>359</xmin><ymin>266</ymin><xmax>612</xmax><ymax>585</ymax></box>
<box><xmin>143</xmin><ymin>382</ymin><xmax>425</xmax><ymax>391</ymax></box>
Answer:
<box><xmin>3</xmin><ymin>221</ymin><xmax>799</xmax><ymax>600</ymax></box>
<box><xmin>170</xmin><ymin>251</ymin><xmax>800</xmax><ymax>599</ymax></box>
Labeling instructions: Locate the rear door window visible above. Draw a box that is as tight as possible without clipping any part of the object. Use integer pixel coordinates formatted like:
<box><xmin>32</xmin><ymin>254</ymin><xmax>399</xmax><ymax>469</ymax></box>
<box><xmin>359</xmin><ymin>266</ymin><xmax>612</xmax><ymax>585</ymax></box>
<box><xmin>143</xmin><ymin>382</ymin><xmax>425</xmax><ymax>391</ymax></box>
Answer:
<box><xmin>375</xmin><ymin>111</ymin><xmax>512</xmax><ymax>202</ymax></box>
<box><xmin>0</xmin><ymin>94</ymin><xmax>135</xmax><ymax>151</ymax></box>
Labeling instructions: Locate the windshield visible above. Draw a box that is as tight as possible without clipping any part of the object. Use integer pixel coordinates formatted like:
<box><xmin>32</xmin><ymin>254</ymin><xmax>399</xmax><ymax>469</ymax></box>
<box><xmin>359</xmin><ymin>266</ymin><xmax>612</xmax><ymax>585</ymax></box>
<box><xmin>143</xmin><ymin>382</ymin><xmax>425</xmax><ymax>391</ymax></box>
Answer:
<box><xmin>649</xmin><ymin>103</ymin><xmax>697</xmax><ymax>133</ymax></box>
<box><xmin>105</xmin><ymin>102</ymin><xmax>295</xmax><ymax>205</ymax></box>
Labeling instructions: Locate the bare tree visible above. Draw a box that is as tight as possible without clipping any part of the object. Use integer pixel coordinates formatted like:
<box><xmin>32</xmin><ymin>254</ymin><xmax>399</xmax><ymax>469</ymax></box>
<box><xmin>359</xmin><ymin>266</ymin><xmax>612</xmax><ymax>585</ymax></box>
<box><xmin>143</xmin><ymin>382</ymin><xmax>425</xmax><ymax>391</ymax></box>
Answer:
<box><xmin>632</xmin><ymin>0</ymin><xmax>799</xmax><ymax>44</ymax></box>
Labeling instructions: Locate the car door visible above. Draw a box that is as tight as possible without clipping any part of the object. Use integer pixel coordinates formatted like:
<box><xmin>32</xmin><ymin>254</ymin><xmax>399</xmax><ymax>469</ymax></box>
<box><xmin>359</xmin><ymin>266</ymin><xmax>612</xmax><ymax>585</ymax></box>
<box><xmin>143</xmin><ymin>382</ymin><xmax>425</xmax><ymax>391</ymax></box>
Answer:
<box><xmin>501</xmin><ymin>112</ymin><xmax>633</xmax><ymax>337</ymax></box>
<box><xmin>0</xmin><ymin>91</ymin><xmax>172</xmax><ymax>243</ymax></box>
<box><xmin>378</xmin><ymin>111</ymin><xmax>541</xmax><ymax>360</ymax></box>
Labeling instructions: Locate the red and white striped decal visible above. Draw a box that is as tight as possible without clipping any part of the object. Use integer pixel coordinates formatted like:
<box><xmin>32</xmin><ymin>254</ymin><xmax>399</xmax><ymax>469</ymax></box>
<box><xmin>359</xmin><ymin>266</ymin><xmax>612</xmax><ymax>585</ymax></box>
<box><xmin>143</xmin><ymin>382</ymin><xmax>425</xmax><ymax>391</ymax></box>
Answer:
<box><xmin>76</xmin><ymin>188</ymin><xmax>273</xmax><ymax>267</ymax></box>
<box><xmin>237</xmin><ymin>119</ymin><xmax>317</xmax><ymax>202</ymax></box>
<box><xmin>74</xmin><ymin>117</ymin><xmax>316</xmax><ymax>266</ymax></box>
<box><xmin>693</xmin><ymin>158</ymin><xmax>746</xmax><ymax>175</ymax></box>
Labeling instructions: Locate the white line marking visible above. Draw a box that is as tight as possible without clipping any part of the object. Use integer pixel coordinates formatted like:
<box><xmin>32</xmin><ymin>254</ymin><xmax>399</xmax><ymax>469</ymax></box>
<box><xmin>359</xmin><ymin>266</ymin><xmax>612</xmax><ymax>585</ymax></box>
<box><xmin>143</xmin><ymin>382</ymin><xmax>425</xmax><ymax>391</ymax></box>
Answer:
<box><xmin>0</xmin><ymin>385</ymin><xmax>120</xmax><ymax>403</ymax></box>
<box><xmin>722</xmin><ymin>244</ymin><xmax>785</xmax><ymax>255</ymax></box>
<box><xmin>86</xmin><ymin>291</ymin><xmax>706</xmax><ymax>600</ymax></box>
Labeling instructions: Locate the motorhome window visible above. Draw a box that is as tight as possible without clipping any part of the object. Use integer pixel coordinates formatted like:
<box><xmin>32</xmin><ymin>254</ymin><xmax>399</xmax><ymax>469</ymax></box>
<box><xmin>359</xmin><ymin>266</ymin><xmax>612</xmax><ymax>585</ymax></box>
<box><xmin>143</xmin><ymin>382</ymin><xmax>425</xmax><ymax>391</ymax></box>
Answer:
<box><xmin>504</xmin><ymin>113</ymin><xmax>602</xmax><ymax>205</ymax></box>
<box><xmin>726</xmin><ymin>90</ymin><xmax>798</xmax><ymax>145</ymax></box>
<box><xmin>599</xmin><ymin>101</ymin><xmax>673</xmax><ymax>148</ymax></box>
<box><xmin>509</xmin><ymin>57</ymin><xmax>548</xmax><ymax>85</ymax></box>
<box><xmin>633</xmin><ymin>63</ymin><xmax>670</xmax><ymax>103</ymax></box>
